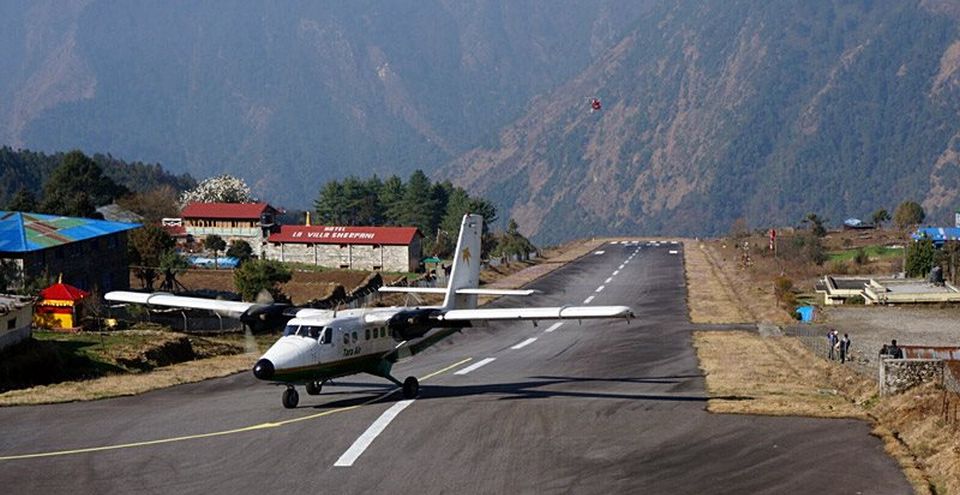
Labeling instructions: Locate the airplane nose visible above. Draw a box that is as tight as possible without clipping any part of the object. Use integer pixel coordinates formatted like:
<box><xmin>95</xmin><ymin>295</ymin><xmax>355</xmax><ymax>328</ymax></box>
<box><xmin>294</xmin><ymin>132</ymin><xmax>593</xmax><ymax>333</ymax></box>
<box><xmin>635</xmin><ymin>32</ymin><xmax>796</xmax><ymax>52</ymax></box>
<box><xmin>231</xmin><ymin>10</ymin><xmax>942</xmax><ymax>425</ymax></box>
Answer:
<box><xmin>253</xmin><ymin>359</ymin><xmax>275</xmax><ymax>380</ymax></box>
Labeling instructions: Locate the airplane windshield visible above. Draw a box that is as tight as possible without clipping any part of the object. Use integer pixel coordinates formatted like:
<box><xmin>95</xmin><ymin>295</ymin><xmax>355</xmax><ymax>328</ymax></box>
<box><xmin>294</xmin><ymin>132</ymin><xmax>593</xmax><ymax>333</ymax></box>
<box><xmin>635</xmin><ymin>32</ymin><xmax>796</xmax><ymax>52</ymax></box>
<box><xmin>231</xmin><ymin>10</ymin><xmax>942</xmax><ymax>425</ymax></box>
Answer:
<box><xmin>282</xmin><ymin>325</ymin><xmax>299</xmax><ymax>337</ymax></box>
<box><xmin>294</xmin><ymin>325</ymin><xmax>330</xmax><ymax>343</ymax></box>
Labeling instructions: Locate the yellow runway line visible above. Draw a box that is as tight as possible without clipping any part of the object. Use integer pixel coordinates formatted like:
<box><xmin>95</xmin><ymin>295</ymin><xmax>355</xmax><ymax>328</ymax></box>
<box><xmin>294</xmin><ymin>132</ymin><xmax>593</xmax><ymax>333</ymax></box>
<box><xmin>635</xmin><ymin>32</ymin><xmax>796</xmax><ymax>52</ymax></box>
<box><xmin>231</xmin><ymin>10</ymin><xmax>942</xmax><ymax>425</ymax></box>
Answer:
<box><xmin>0</xmin><ymin>358</ymin><xmax>471</xmax><ymax>462</ymax></box>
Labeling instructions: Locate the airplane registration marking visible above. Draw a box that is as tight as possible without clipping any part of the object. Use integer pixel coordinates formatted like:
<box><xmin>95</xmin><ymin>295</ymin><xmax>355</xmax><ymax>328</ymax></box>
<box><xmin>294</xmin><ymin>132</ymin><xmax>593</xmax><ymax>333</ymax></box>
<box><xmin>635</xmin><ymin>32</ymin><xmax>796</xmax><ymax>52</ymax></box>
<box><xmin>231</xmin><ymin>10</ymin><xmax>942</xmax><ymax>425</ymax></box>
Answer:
<box><xmin>595</xmin><ymin>285</ymin><xmax>605</xmax><ymax>293</ymax></box>
<box><xmin>604</xmin><ymin>277</ymin><xmax>613</xmax><ymax>284</ymax></box>
<box><xmin>511</xmin><ymin>338</ymin><xmax>537</xmax><ymax>350</ymax></box>
<box><xmin>583</xmin><ymin>295</ymin><xmax>595</xmax><ymax>304</ymax></box>
<box><xmin>334</xmin><ymin>399</ymin><xmax>415</xmax><ymax>467</ymax></box>
<box><xmin>454</xmin><ymin>357</ymin><xmax>497</xmax><ymax>375</ymax></box>
<box><xmin>544</xmin><ymin>322</ymin><xmax>563</xmax><ymax>333</ymax></box>
<box><xmin>0</xmin><ymin>358</ymin><xmax>472</xmax><ymax>462</ymax></box>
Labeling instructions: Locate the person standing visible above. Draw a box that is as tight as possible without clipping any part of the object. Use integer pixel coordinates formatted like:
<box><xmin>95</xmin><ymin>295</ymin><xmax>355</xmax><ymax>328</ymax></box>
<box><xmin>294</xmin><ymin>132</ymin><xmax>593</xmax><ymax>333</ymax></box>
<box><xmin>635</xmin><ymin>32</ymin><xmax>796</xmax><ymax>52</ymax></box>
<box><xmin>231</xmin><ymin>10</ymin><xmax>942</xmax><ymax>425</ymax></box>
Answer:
<box><xmin>888</xmin><ymin>339</ymin><xmax>904</xmax><ymax>359</ymax></box>
<box><xmin>839</xmin><ymin>333</ymin><xmax>851</xmax><ymax>364</ymax></box>
<box><xmin>827</xmin><ymin>329</ymin><xmax>837</xmax><ymax>361</ymax></box>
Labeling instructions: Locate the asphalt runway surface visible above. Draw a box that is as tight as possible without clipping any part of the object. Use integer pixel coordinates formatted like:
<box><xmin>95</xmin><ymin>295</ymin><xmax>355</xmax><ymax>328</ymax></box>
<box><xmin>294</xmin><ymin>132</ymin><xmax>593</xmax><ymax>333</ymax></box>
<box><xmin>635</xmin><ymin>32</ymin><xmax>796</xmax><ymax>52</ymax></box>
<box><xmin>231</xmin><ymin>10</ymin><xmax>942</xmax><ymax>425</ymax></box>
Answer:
<box><xmin>0</xmin><ymin>242</ymin><xmax>911</xmax><ymax>494</ymax></box>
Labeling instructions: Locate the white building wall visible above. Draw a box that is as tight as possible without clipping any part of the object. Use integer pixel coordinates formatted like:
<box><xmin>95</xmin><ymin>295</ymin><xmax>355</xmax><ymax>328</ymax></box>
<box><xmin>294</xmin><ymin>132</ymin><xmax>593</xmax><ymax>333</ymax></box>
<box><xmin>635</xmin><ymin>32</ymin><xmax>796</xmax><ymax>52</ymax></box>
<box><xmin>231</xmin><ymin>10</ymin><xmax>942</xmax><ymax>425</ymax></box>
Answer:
<box><xmin>0</xmin><ymin>297</ymin><xmax>33</xmax><ymax>352</ymax></box>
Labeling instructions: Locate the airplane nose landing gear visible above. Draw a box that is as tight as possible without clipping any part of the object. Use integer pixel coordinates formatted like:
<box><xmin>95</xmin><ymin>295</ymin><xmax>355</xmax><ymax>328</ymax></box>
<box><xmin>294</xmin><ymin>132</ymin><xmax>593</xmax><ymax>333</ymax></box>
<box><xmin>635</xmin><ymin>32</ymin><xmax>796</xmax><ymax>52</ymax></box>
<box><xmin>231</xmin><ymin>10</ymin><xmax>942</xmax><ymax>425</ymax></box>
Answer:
<box><xmin>282</xmin><ymin>386</ymin><xmax>299</xmax><ymax>409</ymax></box>
<box><xmin>402</xmin><ymin>377</ymin><xmax>419</xmax><ymax>399</ymax></box>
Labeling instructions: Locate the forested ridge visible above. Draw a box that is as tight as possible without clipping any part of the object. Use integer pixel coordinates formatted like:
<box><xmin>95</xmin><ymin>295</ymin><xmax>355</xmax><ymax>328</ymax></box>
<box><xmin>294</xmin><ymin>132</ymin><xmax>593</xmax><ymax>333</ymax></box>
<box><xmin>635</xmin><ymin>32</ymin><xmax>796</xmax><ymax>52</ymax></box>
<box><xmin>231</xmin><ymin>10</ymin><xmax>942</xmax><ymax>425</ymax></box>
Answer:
<box><xmin>0</xmin><ymin>147</ymin><xmax>196</xmax><ymax>209</ymax></box>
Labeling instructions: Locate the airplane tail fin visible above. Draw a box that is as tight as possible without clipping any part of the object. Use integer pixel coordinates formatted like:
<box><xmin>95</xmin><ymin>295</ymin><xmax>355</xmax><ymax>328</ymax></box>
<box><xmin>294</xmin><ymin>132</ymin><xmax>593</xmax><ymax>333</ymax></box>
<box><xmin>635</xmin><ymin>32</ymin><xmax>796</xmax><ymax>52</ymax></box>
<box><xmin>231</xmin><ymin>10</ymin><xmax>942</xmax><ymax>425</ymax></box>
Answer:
<box><xmin>443</xmin><ymin>214</ymin><xmax>483</xmax><ymax>310</ymax></box>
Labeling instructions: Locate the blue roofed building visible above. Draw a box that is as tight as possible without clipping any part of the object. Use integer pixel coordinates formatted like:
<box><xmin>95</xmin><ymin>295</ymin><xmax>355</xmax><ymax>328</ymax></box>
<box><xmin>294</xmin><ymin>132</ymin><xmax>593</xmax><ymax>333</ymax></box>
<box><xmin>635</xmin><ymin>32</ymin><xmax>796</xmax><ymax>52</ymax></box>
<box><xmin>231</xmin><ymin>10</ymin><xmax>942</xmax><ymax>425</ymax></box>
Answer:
<box><xmin>0</xmin><ymin>211</ymin><xmax>141</xmax><ymax>293</ymax></box>
<box><xmin>911</xmin><ymin>227</ymin><xmax>960</xmax><ymax>248</ymax></box>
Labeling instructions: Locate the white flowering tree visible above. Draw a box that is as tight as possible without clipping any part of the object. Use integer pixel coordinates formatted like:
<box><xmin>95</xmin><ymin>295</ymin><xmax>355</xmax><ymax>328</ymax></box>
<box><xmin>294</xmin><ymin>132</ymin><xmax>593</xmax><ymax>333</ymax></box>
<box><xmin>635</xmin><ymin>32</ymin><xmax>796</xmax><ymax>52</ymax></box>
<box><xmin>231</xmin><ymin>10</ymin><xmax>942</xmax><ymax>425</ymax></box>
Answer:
<box><xmin>178</xmin><ymin>174</ymin><xmax>257</xmax><ymax>206</ymax></box>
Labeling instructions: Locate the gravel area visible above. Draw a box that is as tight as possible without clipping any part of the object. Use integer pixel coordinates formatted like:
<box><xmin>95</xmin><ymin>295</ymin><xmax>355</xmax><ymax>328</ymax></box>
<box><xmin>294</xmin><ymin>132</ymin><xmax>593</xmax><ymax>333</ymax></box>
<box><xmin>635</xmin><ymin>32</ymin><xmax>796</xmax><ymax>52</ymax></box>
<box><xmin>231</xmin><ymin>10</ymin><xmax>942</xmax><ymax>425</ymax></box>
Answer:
<box><xmin>785</xmin><ymin>306</ymin><xmax>960</xmax><ymax>381</ymax></box>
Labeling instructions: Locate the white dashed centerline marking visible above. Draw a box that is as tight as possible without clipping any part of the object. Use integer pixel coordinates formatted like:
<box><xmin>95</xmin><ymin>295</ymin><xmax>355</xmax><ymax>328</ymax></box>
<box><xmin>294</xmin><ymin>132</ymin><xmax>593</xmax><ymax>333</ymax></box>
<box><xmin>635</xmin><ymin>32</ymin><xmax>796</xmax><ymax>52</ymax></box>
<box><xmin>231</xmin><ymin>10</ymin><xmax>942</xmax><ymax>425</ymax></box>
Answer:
<box><xmin>604</xmin><ymin>277</ymin><xmax>613</xmax><ymax>284</ymax></box>
<box><xmin>511</xmin><ymin>338</ymin><xmax>537</xmax><ymax>350</ymax></box>
<box><xmin>545</xmin><ymin>322</ymin><xmax>564</xmax><ymax>333</ymax></box>
<box><xmin>595</xmin><ymin>285</ymin><xmax>605</xmax><ymax>293</ymax></box>
<box><xmin>334</xmin><ymin>399</ymin><xmax>415</xmax><ymax>467</ymax></box>
<box><xmin>612</xmin><ymin>270</ymin><xmax>619</xmax><ymax>276</ymax></box>
<box><xmin>454</xmin><ymin>357</ymin><xmax>497</xmax><ymax>375</ymax></box>
<box><xmin>583</xmin><ymin>295</ymin><xmax>595</xmax><ymax>304</ymax></box>
<box><xmin>618</xmin><ymin>264</ymin><xmax>625</xmax><ymax>270</ymax></box>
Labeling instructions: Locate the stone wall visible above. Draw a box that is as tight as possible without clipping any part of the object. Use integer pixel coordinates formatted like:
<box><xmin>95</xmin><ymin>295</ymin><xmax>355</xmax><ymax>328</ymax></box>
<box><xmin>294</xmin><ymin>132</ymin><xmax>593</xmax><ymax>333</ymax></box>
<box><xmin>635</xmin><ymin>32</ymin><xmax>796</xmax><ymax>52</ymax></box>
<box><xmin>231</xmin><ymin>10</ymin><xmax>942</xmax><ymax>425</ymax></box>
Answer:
<box><xmin>879</xmin><ymin>358</ymin><xmax>944</xmax><ymax>395</ymax></box>
<box><xmin>264</xmin><ymin>242</ymin><xmax>418</xmax><ymax>272</ymax></box>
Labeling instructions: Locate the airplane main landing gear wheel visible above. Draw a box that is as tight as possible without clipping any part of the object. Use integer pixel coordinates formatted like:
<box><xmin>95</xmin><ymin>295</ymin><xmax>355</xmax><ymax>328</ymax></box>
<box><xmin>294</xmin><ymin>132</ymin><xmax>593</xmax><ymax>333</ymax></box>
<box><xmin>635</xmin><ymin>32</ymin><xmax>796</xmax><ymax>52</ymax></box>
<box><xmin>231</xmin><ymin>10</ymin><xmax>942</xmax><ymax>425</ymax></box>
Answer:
<box><xmin>305</xmin><ymin>381</ymin><xmax>322</xmax><ymax>395</ymax></box>
<box><xmin>402</xmin><ymin>376</ymin><xmax>419</xmax><ymax>399</ymax></box>
<box><xmin>282</xmin><ymin>387</ymin><xmax>299</xmax><ymax>409</ymax></box>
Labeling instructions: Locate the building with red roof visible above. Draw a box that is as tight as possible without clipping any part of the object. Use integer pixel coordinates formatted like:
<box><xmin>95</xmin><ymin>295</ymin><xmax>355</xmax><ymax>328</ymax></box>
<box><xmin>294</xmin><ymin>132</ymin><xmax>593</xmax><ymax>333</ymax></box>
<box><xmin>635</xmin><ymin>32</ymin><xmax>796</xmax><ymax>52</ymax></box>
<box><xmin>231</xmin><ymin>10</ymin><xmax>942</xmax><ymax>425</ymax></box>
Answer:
<box><xmin>180</xmin><ymin>202</ymin><xmax>279</xmax><ymax>257</ymax></box>
<box><xmin>265</xmin><ymin>225</ymin><xmax>422</xmax><ymax>272</ymax></box>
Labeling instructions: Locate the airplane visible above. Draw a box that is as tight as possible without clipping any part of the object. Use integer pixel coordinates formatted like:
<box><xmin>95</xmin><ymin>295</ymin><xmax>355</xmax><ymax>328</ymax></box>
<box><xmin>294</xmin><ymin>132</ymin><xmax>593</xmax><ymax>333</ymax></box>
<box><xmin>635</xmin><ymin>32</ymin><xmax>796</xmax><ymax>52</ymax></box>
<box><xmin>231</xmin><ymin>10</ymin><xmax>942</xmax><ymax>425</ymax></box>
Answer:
<box><xmin>105</xmin><ymin>214</ymin><xmax>635</xmax><ymax>408</ymax></box>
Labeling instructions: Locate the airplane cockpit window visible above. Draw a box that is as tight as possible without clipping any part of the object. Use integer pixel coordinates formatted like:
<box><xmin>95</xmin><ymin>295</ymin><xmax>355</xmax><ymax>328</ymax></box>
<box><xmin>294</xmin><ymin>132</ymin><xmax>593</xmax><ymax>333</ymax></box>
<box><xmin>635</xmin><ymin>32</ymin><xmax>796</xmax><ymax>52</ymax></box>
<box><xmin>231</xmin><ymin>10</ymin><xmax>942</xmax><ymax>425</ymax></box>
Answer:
<box><xmin>320</xmin><ymin>328</ymin><xmax>332</xmax><ymax>344</ymax></box>
<box><xmin>283</xmin><ymin>325</ymin><xmax>299</xmax><ymax>337</ymax></box>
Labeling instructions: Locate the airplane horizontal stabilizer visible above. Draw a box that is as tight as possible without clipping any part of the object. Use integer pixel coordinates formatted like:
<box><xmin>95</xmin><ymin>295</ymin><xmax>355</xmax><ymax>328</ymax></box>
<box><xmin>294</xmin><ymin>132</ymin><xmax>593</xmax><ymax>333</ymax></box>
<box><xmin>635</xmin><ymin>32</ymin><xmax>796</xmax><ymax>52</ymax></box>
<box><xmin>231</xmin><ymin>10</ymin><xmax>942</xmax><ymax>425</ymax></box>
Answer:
<box><xmin>438</xmin><ymin>305</ymin><xmax>634</xmax><ymax>321</ymax></box>
<box><xmin>378</xmin><ymin>287</ymin><xmax>537</xmax><ymax>296</ymax></box>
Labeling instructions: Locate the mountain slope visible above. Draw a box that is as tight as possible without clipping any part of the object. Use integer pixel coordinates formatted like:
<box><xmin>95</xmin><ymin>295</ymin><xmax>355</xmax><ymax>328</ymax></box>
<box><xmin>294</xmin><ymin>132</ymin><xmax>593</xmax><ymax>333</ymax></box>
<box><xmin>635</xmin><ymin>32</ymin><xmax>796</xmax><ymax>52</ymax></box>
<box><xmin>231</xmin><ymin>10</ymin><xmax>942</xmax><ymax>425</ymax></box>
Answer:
<box><xmin>440</xmin><ymin>0</ymin><xmax>960</xmax><ymax>242</ymax></box>
<box><xmin>0</xmin><ymin>1</ymin><xmax>653</xmax><ymax>207</ymax></box>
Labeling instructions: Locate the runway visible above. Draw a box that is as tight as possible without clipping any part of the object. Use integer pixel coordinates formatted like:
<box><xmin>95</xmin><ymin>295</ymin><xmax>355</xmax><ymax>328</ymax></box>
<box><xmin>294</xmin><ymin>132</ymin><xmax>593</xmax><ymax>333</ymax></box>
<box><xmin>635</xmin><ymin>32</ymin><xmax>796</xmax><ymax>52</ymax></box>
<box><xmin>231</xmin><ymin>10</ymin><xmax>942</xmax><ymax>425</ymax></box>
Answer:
<box><xmin>0</xmin><ymin>242</ymin><xmax>911</xmax><ymax>494</ymax></box>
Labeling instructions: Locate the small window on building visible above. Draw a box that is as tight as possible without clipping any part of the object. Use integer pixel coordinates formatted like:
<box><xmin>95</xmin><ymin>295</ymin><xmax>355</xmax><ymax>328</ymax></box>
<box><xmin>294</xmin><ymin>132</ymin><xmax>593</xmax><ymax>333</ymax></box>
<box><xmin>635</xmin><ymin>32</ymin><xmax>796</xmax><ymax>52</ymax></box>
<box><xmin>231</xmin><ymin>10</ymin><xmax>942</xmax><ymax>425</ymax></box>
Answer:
<box><xmin>340</xmin><ymin>244</ymin><xmax>348</xmax><ymax>249</ymax></box>
<box><xmin>373</xmin><ymin>265</ymin><xmax>382</xmax><ymax>271</ymax></box>
<box><xmin>339</xmin><ymin>264</ymin><xmax>349</xmax><ymax>269</ymax></box>
<box><xmin>372</xmin><ymin>244</ymin><xmax>380</xmax><ymax>250</ymax></box>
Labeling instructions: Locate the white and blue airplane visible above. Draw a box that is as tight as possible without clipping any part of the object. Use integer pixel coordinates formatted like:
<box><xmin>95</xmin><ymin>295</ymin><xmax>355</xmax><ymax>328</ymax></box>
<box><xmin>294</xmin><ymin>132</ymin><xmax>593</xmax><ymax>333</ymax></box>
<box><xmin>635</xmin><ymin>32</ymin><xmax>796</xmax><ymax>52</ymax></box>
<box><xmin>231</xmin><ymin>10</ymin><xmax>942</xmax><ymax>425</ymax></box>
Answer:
<box><xmin>106</xmin><ymin>214</ymin><xmax>634</xmax><ymax>408</ymax></box>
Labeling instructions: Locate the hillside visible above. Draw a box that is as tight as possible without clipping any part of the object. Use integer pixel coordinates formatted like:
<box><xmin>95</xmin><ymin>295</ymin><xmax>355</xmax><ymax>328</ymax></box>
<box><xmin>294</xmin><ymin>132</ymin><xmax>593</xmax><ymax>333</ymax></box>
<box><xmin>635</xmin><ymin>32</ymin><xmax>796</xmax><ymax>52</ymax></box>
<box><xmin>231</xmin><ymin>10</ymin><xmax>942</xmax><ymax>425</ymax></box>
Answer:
<box><xmin>6</xmin><ymin>2</ymin><xmax>960</xmax><ymax>242</ymax></box>
<box><xmin>0</xmin><ymin>1</ymin><xmax>653</xmax><ymax>208</ymax></box>
<box><xmin>440</xmin><ymin>0</ymin><xmax>960</xmax><ymax>242</ymax></box>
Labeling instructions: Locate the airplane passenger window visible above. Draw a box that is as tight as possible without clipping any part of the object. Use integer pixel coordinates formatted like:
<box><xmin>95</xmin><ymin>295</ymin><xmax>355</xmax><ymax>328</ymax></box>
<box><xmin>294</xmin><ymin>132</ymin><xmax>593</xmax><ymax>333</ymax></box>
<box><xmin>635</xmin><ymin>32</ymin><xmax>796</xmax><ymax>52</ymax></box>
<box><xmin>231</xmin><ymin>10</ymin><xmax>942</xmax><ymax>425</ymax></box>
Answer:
<box><xmin>343</xmin><ymin>333</ymin><xmax>349</xmax><ymax>345</ymax></box>
<box><xmin>365</xmin><ymin>328</ymin><xmax>370</xmax><ymax>340</ymax></box>
<box><xmin>352</xmin><ymin>331</ymin><xmax>358</xmax><ymax>343</ymax></box>
<box><xmin>283</xmin><ymin>325</ymin><xmax>299</xmax><ymax>337</ymax></box>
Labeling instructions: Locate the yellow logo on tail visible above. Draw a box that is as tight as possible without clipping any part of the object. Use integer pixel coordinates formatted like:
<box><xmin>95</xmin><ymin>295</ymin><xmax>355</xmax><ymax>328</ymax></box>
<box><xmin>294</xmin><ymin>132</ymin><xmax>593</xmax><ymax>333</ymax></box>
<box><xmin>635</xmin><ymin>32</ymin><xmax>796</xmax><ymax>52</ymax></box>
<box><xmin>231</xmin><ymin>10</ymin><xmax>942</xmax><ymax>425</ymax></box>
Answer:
<box><xmin>460</xmin><ymin>247</ymin><xmax>472</xmax><ymax>265</ymax></box>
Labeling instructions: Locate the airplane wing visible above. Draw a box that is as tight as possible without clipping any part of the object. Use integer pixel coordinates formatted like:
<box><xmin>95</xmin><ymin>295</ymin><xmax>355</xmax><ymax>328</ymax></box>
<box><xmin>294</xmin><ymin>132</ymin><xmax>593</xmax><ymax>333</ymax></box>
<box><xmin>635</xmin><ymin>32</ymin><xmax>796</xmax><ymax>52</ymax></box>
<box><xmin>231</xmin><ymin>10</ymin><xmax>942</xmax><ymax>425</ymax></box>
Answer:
<box><xmin>438</xmin><ymin>305</ymin><xmax>634</xmax><ymax>321</ymax></box>
<box><xmin>105</xmin><ymin>291</ymin><xmax>257</xmax><ymax>317</ymax></box>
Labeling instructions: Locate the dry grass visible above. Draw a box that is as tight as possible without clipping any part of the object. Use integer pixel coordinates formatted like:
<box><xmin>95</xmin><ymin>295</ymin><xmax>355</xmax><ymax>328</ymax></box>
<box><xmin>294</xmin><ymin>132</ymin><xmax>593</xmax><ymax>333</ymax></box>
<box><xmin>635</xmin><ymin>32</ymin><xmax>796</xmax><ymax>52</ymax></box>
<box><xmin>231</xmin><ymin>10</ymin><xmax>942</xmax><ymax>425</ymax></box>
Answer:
<box><xmin>0</xmin><ymin>353</ymin><xmax>256</xmax><ymax>406</ymax></box>
<box><xmin>694</xmin><ymin>331</ymin><xmax>933</xmax><ymax>494</ymax></box>
<box><xmin>694</xmin><ymin>331</ymin><xmax>868</xmax><ymax>418</ymax></box>
<box><xmin>872</xmin><ymin>384</ymin><xmax>960</xmax><ymax>495</ymax></box>
<box><xmin>684</xmin><ymin>241</ymin><xmax>753</xmax><ymax>323</ymax></box>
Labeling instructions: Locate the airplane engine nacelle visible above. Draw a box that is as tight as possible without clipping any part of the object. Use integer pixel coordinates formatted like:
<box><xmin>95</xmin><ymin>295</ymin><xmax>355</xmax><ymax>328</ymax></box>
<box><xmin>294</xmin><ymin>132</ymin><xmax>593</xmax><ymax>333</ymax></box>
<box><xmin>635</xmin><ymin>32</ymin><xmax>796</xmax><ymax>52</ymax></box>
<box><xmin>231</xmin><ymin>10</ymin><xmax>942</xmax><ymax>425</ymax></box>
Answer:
<box><xmin>240</xmin><ymin>303</ymin><xmax>293</xmax><ymax>334</ymax></box>
<box><xmin>387</xmin><ymin>308</ymin><xmax>443</xmax><ymax>341</ymax></box>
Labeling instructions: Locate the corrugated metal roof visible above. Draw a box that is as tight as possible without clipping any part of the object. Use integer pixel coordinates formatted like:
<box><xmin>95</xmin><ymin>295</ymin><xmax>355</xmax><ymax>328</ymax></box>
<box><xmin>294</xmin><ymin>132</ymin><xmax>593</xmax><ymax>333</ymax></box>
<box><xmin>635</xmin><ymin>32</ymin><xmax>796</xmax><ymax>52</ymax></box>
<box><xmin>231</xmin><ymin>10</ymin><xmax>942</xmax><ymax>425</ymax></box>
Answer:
<box><xmin>268</xmin><ymin>225</ymin><xmax>421</xmax><ymax>246</ymax></box>
<box><xmin>0</xmin><ymin>211</ymin><xmax>141</xmax><ymax>253</ymax></box>
<box><xmin>181</xmin><ymin>202</ymin><xmax>275</xmax><ymax>219</ymax></box>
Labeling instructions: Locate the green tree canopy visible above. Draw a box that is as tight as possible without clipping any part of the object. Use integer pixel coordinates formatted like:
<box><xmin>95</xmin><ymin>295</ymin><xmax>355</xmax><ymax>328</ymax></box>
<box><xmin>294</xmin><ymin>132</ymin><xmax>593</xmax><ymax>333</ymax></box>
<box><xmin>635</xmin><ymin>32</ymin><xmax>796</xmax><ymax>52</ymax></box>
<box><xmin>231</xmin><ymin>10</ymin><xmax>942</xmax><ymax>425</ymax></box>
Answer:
<box><xmin>128</xmin><ymin>225</ymin><xmax>175</xmax><ymax>290</ymax></box>
<box><xmin>801</xmin><ymin>212</ymin><xmax>827</xmax><ymax>237</ymax></box>
<box><xmin>871</xmin><ymin>208</ymin><xmax>891</xmax><ymax>228</ymax></box>
<box><xmin>40</xmin><ymin>150</ymin><xmax>127</xmax><ymax>216</ymax></box>
<box><xmin>894</xmin><ymin>201</ymin><xmax>925</xmax><ymax>230</ymax></box>
<box><xmin>226</xmin><ymin>239</ymin><xmax>254</xmax><ymax>262</ymax></box>
<box><xmin>905</xmin><ymin>238</ymin><xmax>935</xmax><ymax>277</ymax></box>
<box><xmin>5</xmin><ymin>188</ymin><xmax>37</xmax><ymax>212</ymax></box>
<box><xmin>234</xmin><ymin>259</ymin><xmax>292</xmax><ymax>301</ymax></box>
